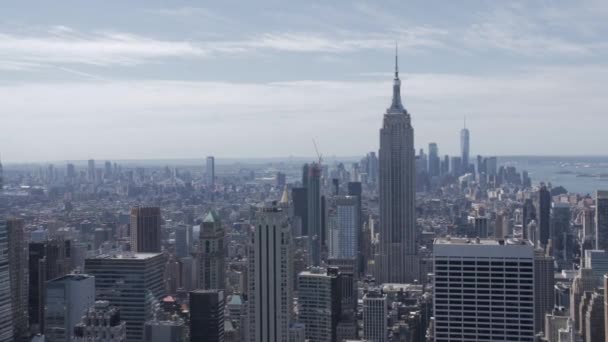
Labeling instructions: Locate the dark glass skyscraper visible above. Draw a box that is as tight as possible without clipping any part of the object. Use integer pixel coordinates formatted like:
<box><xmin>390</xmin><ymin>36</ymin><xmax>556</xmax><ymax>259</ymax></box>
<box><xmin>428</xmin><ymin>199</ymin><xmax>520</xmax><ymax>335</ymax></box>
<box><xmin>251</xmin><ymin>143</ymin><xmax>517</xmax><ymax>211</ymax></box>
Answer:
<box><xmin>307</xmin><ymin>162</ymin><xmax>322</xmax><ymax>266</ymax></box>
<box><xmin>190</xmin><ymin>289</ymin><xmax>225</xmax><ymax>342</ymax></box>
<box><xmin>130</xmin><ymin>207</ymin><xmax>161</xmax><ymax>253</ymax></box>
<box><xmin>596</xmin><ymin>190</ymin><xmax>608</xmax><ymax>251</ymax></box>
<box><xmin>428</xmin><ymin>142</ymin><xmax>440</xmax><ymax>177</ymax></box>
<box><xmin>537</xmin><ymin>185</ymin><xmax>551</xmax><ymax>247</ymax></box>
<box><xmin>378</xmin><ymin>51</ymin><xmax>418</xmax><ymax>283</ymax></box>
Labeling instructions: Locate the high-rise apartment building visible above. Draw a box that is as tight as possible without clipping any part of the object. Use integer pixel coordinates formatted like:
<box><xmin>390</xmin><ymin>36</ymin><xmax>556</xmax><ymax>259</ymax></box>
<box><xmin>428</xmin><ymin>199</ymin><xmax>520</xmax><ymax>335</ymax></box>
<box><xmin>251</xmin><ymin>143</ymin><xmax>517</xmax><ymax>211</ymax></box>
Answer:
<box><xmin>87</xmin><ymin>159</ymin><xmax>95</xmax><ymax>182</ymax></box>
<box><xmin>6</xmin><ymin>219</ymin><xmax>29</xmax><ymax>341</ymax></box>
<box><xmin>206</xmin><ymin>156</ymin><xmax>215</xmax><ymax>187</ymax></box>
<box><xmin>378</xmin><ymin>51</ymin><xmax>418</xmax><ymax>283</ymax></box>
<box><xmin>433</xmin><ymin>237</ymin><xmax>535</xmax><ymax>341</ymax></box>
<box><xmin>130</xmin><ymin>207</ymin><xmax>161</xmax><ymax>253</ymax></box>
<box><xmin>248</xmin><ymin>205</ymin><xmax>293</xmax><ymax>342</ymax></box>
<box><xmin>85</xmin><ymin>253</ymin><xmax>166</xmax><ymax>342</ymax></box>
<box><xmin>596</xmin><ymin>190</ymin><xmax>608</xmax><ymax>250</ymax></box>
<box><xmin>190</xmin><ymin>290</ymin><xmax>225</xmax><ymax>342</ymax></box>
<box><xmin>45</xmin><ymin>274</ymin><xmax>96</xmax><ymax>342</ymax></box>
<box><xmin>198</xmin><ymin>211</ymin><xmax>225</xmax><ymax>290</ymax></box>
<box><xmin>363</xmin><ymin>289</ymin><xmax>387</xmax><ymax>342</ymax></box>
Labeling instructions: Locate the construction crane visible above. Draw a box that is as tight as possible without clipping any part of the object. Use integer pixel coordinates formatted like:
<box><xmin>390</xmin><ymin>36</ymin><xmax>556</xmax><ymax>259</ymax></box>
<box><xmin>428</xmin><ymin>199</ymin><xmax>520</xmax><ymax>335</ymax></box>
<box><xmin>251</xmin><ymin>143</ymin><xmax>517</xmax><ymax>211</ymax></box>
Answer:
<box><xmin>312</xmin><ymin>139</ymin><xmax>323</xmax><ymax>165</ymax></box>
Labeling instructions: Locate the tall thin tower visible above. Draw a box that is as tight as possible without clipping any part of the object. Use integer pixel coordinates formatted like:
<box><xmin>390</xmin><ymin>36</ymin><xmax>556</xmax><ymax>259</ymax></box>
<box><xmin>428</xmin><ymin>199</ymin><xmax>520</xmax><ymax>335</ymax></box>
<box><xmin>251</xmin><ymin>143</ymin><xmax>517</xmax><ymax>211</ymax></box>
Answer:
<box><xmin>460</xmin><ymin>117</ymin><xmax>470</xmax><ymax>173</ymax></box>
<box><xmin>378</xmin><ymin>47</ymin><xmax>418</xmax><ymax>283</ymax></box>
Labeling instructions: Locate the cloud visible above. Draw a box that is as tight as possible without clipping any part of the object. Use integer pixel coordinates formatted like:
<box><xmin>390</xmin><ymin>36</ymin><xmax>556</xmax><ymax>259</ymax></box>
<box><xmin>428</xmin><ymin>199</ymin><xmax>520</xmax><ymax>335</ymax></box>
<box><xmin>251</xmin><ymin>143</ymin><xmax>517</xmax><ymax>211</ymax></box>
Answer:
<box><xmin>0</xmin><ymin>25</ymin><xmax>451</xmax><ymax>70</ymax></box>
<box><xmin>0</xmin><ymin>29</ymin><xmax>208</xmax><ymax>67</ymax></box>
<box><xmin>3</xmin><ymin>65</ymin><xmax>608</xmax><ymax>161</ymax></box>
<box><xmin>146</xmin><ymin>6</ymin><xmax>232</xmax><ymax>22</ymax></box>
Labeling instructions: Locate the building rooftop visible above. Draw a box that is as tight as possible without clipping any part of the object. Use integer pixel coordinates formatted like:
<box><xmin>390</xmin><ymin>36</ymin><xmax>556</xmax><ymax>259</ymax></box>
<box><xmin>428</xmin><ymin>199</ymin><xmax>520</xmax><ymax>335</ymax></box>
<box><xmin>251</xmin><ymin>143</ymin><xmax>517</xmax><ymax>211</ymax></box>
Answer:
<box><xmin>434</xmin><ymin>237</ymin><xmax>532</xmax><ymax>246</ymax></box>
<box><xmin>90</xmin><ymin>252</ymin><xmax>163</xmax><ymax>260</ymax></box>
<box><xmin>49</xmin><ymin>273</ymin><xmax>94</xmax><ymax>282</ymax></box>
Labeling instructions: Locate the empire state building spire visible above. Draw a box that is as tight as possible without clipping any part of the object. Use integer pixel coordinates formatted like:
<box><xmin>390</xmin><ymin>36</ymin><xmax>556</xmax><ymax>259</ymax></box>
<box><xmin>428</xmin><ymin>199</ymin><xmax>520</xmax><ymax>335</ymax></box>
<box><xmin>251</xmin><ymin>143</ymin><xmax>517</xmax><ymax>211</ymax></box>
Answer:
<box><xmin>388</xmin><ymin>44</ymin><xmax>405</xmax><ymax>114</ymax></box>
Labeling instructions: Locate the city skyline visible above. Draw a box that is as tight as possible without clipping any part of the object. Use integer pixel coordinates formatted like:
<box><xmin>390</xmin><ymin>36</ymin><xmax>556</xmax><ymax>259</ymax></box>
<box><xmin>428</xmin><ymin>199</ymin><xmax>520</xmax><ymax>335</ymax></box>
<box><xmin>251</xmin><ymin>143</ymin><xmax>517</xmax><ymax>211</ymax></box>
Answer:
<box><xmin>3</xmin><ymin>1</ymin><xmax>608</xmax><ymax>161</ymax></box>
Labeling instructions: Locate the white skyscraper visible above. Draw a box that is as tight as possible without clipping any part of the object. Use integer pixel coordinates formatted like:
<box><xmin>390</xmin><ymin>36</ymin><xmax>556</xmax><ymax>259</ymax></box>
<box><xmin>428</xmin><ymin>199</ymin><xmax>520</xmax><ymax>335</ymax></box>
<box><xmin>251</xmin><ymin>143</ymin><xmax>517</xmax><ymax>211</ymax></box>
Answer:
<box><xmin>248</xmin><ymin>205</ymin><xmax>293</xmax><ymax>342</ymax></box>
<box><xmin>363</xmin><ymin>289</ymin><xmax>387</xmax><ymax>342</ymax></box>
<box><xmin>378</xmin><ymin>48</ymin><xmax>419</xmax><ymax>283</ymax></box>
<box><xmin>45</xmin><ymin>274</ymin><xmax>96</xmax><ymax>342</ymax></box>
<box><xmin>433</xmin><ymin>238</ymin><xmax>535</xmax><ymax>341</ymax></box>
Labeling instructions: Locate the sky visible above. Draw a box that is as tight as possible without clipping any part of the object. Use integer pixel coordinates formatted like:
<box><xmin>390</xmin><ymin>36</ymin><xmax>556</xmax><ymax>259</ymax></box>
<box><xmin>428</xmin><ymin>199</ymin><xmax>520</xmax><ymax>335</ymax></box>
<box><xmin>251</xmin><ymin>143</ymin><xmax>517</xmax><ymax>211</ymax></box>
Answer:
<box><xmin>2</xmin><ymin>0</ymin><xmax>608</xmax><ymax>162</ymax></box>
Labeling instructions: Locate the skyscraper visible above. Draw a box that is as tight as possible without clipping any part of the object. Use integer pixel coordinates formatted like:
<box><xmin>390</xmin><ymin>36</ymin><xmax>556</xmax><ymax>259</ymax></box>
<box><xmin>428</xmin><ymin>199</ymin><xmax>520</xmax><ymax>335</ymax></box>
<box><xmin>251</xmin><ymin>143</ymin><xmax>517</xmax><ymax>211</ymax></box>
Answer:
<box><xmin>0</xmin><ymin>220</ymin><xmax>13</xmax><ymax>341</ymax></box>
<box><xmin>292</xmin><ymin>187</ymin><xmax>308</xmax><ymax>236</ymax></box>
<box><xmin>206</xmin><ymin>156</ymin><xmax>215</xmax><ymax>187</ymax></box>
<box><xmin>378</xmin><ymin>50</ymin><xmax>418</xmax><ymax>283</ymax></box>
<box><xmin>363</xmin><ymin>289</ymin><xmax>387</xmax><ymax>342</ymax></box>
<box><xmin>0</xmin><ymin>155</ymin><xmax>3</xmax><ymax>190</ymax></box>
<box><xmin>174</xmin><ymin>224</ymin><xmax>192</xmax><ymax>258</ymax></box>
<box><xmin>307</xmin><ymin>162</ymin><xmax>322</xmax><ymax>266</ymax></box>
<box><xmin>534</xmin><ymin>249</ymin><xmax>555</xmax><ymax>335</ymax></box>
<box><xmin>248</xmin><ymin>205</ymin><xmax>293</xmax><ymax>342</ymax></box>
<box><xmin>433</xmin><ymin>237</ymin><xmax>535</xmax><ymax>341</ymax></box>
<box><xmin>29</xmin><ymin>238</ymin><xmax>72</xmax><ymax>334</ymax></box>
<box><xmin>538</xmin><ymin>185</ymin><xmax>551</xmax><ymax>247</ymax></box>
<box><xmin>7</xmin><ymin>219</ymin><xmax>28</xmax><ymax>341</ymax></box>
<box><xmin>190</xmin><ymin>290</ymin><xmax>225</xmax><ymax>342</ymax></box>
<box><xmin>87</xmin><ymin>159</ymin><xmax>95</xmax><ymax>182</ymax></box>
<box><xmin>85</xmin><ymin>253</ymin><xmax>166</xmax><ymax>342</ymax></box>
<box><xmin>570</xmin><ymin>268</ymin><xmax>596</xmax><ymax>333</ymax></box>
<box><xmin>198</xmin><ymin>211</ymin><xmax>225</xmax><ymax>290</ymax></box>
<box><xmin>45</xmin><ymin>274</ymin><xmax>95</xmax><ymax>342</ymax></box>
<box><xmin>460</xmin><ymin>118</ymin><xmax>470</xmax><ymax>172</ymax></box>
<box><xmin>297</xmin><ymin>268</ymin><xmax>340</xmax><ymax>342</ymax></box>
<box><xmin>130</xmin><ymin>207</ymin><xmax>161</xmax><ymax>253</ymax></box>
<box><xmin>327</xmin><ymin>196</ymin><xmax>359</xmax><ymax>260</ymax></box>
<box><xmin>596</xmin><ymin>190</ymin><xmax>608</xmax><ymax>250</ymax></box>
<box><xmin>428</xmin><ymin>142</ymin><xmax>440</xmax><ymax>177</ymax></box>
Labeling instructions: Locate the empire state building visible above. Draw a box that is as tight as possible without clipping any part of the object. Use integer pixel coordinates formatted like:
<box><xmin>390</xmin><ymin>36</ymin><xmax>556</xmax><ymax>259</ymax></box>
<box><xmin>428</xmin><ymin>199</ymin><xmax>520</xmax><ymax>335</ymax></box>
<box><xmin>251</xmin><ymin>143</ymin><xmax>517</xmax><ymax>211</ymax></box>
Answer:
<box><xmin>377</xmin><ymin>51</ymin><xmax>419</xmax><ymax>283</ymax></box>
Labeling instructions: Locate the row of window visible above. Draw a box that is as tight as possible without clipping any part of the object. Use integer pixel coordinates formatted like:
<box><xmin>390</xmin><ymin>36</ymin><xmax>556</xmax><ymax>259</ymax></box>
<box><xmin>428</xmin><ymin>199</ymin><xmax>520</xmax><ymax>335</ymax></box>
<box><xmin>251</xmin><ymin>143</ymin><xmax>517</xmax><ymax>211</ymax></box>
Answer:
<box><xmin>435</xmin><ymin>260</ymin><xmax>533</xmax><ymax>267</ymax></box>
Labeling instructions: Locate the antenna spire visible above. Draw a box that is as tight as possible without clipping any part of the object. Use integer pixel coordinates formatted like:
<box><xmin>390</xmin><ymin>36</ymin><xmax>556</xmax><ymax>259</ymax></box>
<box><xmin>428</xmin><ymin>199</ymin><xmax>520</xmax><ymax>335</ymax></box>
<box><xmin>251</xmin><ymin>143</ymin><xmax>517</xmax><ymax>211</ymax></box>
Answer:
<box><xmin>464</xmin><ymin>115</ymin><xmax>467</xmax><ymax>129</ymax></box>
<box><xmin>394</xmin><ymin>42</ymin><xmax>399</xmax><ymax>79</ymax></box>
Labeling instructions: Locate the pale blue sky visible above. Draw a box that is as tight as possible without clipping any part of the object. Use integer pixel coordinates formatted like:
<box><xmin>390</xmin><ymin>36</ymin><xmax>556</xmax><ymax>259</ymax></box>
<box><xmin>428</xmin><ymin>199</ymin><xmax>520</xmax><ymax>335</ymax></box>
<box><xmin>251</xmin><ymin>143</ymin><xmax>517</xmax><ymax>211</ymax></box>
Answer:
<box><xmin>2</xmin><ymin>1</ymin><xmax>608</xmax><ymax>162</ymax></box>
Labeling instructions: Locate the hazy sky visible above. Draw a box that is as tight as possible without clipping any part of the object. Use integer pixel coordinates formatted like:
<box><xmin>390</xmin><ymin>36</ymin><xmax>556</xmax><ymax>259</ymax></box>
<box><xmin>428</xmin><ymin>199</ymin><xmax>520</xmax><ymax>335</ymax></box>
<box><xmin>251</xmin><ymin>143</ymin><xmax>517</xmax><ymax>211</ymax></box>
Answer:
<box><xmin>2</xmin><ymin>0</ymin><xmax>608</xmax><ymax>162</ymax></box>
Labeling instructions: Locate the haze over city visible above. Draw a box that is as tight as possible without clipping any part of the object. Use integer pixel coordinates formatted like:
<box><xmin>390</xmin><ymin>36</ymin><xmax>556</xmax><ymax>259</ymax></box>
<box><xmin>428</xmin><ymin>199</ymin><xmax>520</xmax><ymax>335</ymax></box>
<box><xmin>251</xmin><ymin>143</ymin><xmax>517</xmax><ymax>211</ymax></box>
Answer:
<box><xmin>3</xmin><ymin>1</ymin><xmax>608</xmax><ymax>162</ymax></box>
<box><xmin>4</xmin><ymin>2</ymin><xmax>608</xmax><ymax>342</ymax></box>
